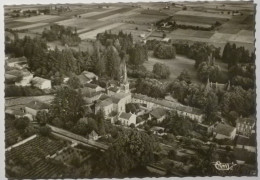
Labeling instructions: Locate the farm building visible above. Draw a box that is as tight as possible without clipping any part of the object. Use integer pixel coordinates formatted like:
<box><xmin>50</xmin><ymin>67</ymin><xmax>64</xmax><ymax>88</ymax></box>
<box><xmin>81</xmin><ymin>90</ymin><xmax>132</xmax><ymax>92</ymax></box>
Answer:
<box><xmin>213</xmin><ymin>123</ymin><xmax>236</xmax><ymax>140</ymax></box>
<box><xmin>118</xmin><ymin>112</ymin><xmax>136</xmax><ymax>126</ymax></box>
<box><xmin>31</xmin><ymin>77</ymin><xmax>51</xmax><ymax>89</ymax></box>
<box><xmin>6</xmin><ymin>69</ymin><xmax>33</xmax><ymax>87</ymax></box>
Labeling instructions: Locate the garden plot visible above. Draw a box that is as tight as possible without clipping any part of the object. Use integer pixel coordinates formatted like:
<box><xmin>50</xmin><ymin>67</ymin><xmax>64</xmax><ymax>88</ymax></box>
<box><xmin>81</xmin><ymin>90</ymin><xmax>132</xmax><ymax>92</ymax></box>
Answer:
<box><xmin>14</xmin><ymin>15</ymin><xmax>59</xmax><ymax>23</ymax></box>
<box><xmin>11</xmin><ymin>23</ymin><xmax>48</xmax><ymax>30</ymax></box>
<box><xmin>209</xmin><ymin>32</ymin><xmax>235</xmax><ymax>43</ymax></box>
<box><xmin>170</xmin><ymin>29</ymin><xmax>214</xmax><ymax>39</ymax></box>
<box><xmin>79</xmin><ymin>22</ymin><xmax>124</xmax><ymax>40</ymax></box>
<box><xmin>175</xmin><ymin>10</ymin><xmax>232</xmax><ymax>19</ymax></box>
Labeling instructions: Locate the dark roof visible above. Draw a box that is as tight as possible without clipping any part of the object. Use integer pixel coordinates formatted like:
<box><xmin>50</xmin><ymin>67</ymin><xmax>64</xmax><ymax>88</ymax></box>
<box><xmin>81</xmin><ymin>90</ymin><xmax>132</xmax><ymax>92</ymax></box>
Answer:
<box><xmin>108</xmin><ymin>86</ymin><xmax>120</xmax><ymax>92</ymax></box>
<box><xmin>26</xmin><ymin>100</ymin><xmax>49</xmax><ymax>110</ymax></box>
<box><xmin>214</xmin><ymin>123</ymin><xmax>236</xmax><ymax>136</ymax></box>
<box><xmin>236</xmin><ymin>135</ymin><xmax>256</xmax><ymax>147</ymax></box>
<box><xmin>119</xmin><ymin>112</ymin><xmax>132</xmax><ymax>120</ymax></box>
<box><xmin>78</xmin><ymin>74</ymin><xmax>90</xmax><ymax>84</ymax></box>
<box><xmin>111</xmin><ymin>93</ymin><xmax>130</xmax><ymax>104</ymax></box>
<box><xmin>234</xmin><ymin>148</ymin><xmax>256</xmax><ymax>162</ymax></box>
<box><xmin>150</xmin><ymin>108</ymin><xmax>167</xmax><ymax>119</ymax></box>
<box><xmin>98</xmin><ymin>98</ymin><xmax>113</xmax><ymax>107</ymax></box>
<box><xmin>99</xmin><ymin>94</ymin><xmax>110</xmax><ymax>101</ymax></box>
<box><xmin>133</xmin><ymin>93</ymin><xmax>203</xmax><ymax>115</ymax></box>
<box><xmin>84</xmin><ymin>83</ymin><xmax>99</xmax><ymax>89</ymax></box>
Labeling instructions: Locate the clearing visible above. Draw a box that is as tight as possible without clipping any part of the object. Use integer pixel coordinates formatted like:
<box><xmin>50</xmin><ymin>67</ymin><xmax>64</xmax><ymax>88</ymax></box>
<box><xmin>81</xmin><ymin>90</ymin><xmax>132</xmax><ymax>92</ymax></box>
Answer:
<box><xmin>143</xmin><ymin>52</ymin><xmax>199</xmax><ymax>83</ymax></box>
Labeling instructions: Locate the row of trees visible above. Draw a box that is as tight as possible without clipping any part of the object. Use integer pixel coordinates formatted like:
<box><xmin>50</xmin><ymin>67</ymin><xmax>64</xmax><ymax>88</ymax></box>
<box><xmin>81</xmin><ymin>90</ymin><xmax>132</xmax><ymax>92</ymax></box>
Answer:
<box><xmin>42</xmin><ymin>24</ymin><xmax>81</xmax><ymax>46</ymax></box>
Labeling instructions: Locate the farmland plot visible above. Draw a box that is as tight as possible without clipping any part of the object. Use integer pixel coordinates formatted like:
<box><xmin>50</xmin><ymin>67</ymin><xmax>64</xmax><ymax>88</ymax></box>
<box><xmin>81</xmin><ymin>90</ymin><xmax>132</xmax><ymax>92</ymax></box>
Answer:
<box><xmin>79</xmin><ymin>22</ymin><xmax>124</xmax><ymax>39</ymax></box>
<box><xmin>86</xmin><ymin>7</ymin><xmax>134</xmax><ymax>20</ymax></box>
<box><xmin>175</xmin><ymin>10</ymin><xmax>232</xmax><ymax>19</ymax></box>
<box><xmin>15</xmin><ymin>15</ymin><xmax>59</xmax><ymax>23</ymax></box>
<box><xmin>11</xmin><ymin>23</ymin><xmax>48</xmax><ymax>30</ymax></box>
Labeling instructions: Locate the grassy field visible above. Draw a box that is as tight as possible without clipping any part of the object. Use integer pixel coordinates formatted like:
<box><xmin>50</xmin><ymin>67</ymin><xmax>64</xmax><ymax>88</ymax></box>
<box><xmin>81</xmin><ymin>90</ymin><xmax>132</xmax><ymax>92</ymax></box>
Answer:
<box><xmin>175</xmin><ymin>10</ymin><xmax>232</xmax><ymax>19</ymax></box>
<box><xmin>79</xmin><ymin>22</ymin><xmax>124</xmax><ymax>39</ymax></box>
<box><xmin>86</xmin><ymin>7</ymin><xmax>134</xmax><ymax>20</ymax></box>
<box><xmin>143</xmin><ymin>52</ymin><xmax>199</xmax><ymax>83</ymax></box>
<box><xmin>15</xmin><ymin>15</ymin><xmax>59</xmax><ymax>23</ymax></box>
<box><xmin>11</xmin><ymin>23</ymin><xmax>48</xmax><ymax>30</ymax></box>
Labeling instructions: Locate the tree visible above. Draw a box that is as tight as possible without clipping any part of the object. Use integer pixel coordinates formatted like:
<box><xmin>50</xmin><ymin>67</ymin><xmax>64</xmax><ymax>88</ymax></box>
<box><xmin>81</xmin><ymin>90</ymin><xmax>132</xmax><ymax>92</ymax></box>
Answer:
<box><xmin>39</xmin><ymin>125</ymin><xmax>52</xmax><ymax>136</ymax></box>
<box><xmin>153</xmin><ymin>43</ymin><xmax>176</xmax><ymax>59</ymax></box>
<box><xmin>130</xmin><ymin>123</ymin><xmax>135</xmax><ymax>128</ymax></box>
<box><xmin>96</xmin><ymin>129</ymin><xmax>157</xmax><ymax>177</ymax></box>
<box><xmin>67</xmin><ymin>75</ymin><xmax>81</xmax><ymax>89</ymax></box>
<box><xmin>36</xmin><ymin>110</ymin><xmax>49</xmax><ymax>125</ymax></box>
<box><xmin>152</xmin><ymin>63</ymin><xmax>170</xmax><ymax>79</ymax></box>
<box><xmin>204</xmin><ymin>91</ymin><xmax>218</xmax><ymax>122</ymax></box>
<box><xmin>14</xmin><ymin>117</ymin><xmax>30</xmax><ymax>130</ymax></box>
<box><xmin>129</xmin><ymin>43</ymin><xmax>148</xmax><ymax>66</ymax></box>
<box><xmin>168</xmin><ymin>150</ymin><xmax>177</xmax><ymax>160</ymax></box>
<box><xmin>177</xmin><ymin>69</ymin><xmax>191</xmax><ymax>84</ymax></box>
<box><xmin>49</xmin><ymin>87</ymin><xmax>85</xmax><ymax>126</ymax></box>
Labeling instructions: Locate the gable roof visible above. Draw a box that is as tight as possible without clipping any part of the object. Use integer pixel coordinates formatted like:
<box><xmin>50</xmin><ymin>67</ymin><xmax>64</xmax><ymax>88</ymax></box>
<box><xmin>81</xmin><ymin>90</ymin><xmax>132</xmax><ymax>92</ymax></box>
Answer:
<box><xmin>81</xmin><ymin>71</ymin><xmax>98</xmax><ymax>79</ymax></box>
<box><xmin>31</xmin><ymin>76</ymin><xmax>50</xmax><ymax>85</ymax></box>
<box><xmin>89</xmin><ymin>130</ymin><xmax>98</xmax><ymax>137</ymax></box>
<box><xmin>108</xmin><ymin>86</ymin><xmax>120</xmax><ymax>93</ymax></box>
<box><xmin>26</xmin><ymin>100</ymin><xmax>49</xmax><ymax>110</ymax></box>
<box><xmin>236</xmin><ymin>135</ymin><xmax>256</xmax><ymax>147</ymax></box>
<box><xmin>78</xmin><ymin>74</ymin><xmax>91</xmax><ymax>84</ymax></box>
<box><xmin>119</xmin><ymin>112</ymin><xmax>132</xmax><ymax>120</ymax></box>
<box><xmin>97</xmin><ymin>98</ymin><xmax>113</xmax><ymax>107</ymax></box>
<box><xmin>150</xmin><ymin>108</ymin><xmax>167</xmax><ymax>119</ymax></box>
<box><xmin>111</xmin><ymin>93</ymin><xmax>130</xmax><ymax>103</ymax></box>
<box><xmin>84</xmin><ymin>83</ymin><xmax>101</xmax><ymax>89</ymax></box>
<box><xmin>214</xmin><ymin>123</ymin><xmax>236</xmax><ymax>136</ymax></box>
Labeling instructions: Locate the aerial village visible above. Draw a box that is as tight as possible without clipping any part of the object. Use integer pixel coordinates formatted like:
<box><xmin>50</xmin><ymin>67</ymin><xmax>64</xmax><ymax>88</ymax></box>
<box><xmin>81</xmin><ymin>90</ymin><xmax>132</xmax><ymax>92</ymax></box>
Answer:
<box><xmin>4</xmin><ymin>1</ymin><xmax>256</xmax><ymax>178</ymax></box>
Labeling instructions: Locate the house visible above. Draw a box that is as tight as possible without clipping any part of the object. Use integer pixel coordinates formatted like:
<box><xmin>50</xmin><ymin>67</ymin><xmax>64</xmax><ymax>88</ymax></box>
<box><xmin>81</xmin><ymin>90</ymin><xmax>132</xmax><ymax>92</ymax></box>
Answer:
<box><xmin>77</xmin><ymin>87</ymin><xmax>103</xmax><ymax>104</ymax></box>
<box><xmin>95</xmin><ymin>98</ymin><xmax>114</xmax><ymax>116</ymax></box>
<box><xmin>118</xmin><ymin>112</ymin><xmax>136</xmax><ymax>126</ymax></box>
<box><xmin>24</xmin><ymin>100</ymin><xmax>49</xmax><ymax>118</ymax></box>
<box><xmin>84</xmin><ymin>83</ymin><xmax>104</xmax><ymax>92</ymax></box>
<box><xmin>175</xmin><ymin>106</ymin><xmax>204</xmax><ymax>123</ymax></box>
<box><xmin>81</xmin><ymin>71</ymin><xmax>98</xmax><ymax>81</ymax></box>
<box><xmin>88</xmin><ymin>130</ymin><xmax>99</xmax><ymax>141</ymax></box>
<box><xmin>235</xmin><ymin>134</ymin><xmax>256</xmax><ymax>153</ymax></box>
<box><xmin>6</xmin><ymin>56</ymin><xmax>28</xmax><ymax>69</ymax></box>
<box><xmin>236</xmin><ymin>117</ymin><xmax>255</xmax><ymax>137</ymax></box>
<box><xmin>149</xmin><ymin>108</ymin><xmax>167</xmax><ymax>123</ymax></box>
<box><xmin>31</xmin><ymin>76</ymin><xmax>52</xmax><ymax>90</ymax></box>
<box><xmin>213</xmin><ymin>123</ymin><xmax>236</xmax><ymax>140</ymax></box>
<box><xmin>6</xmin><ymin>69</ymin><xmax>33</xmax><ymax>87</ymax></box>
<box><xmin>78</xmin><ymin>74</ymin><xmax>92</xmax><ymax>85</ymax></box>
